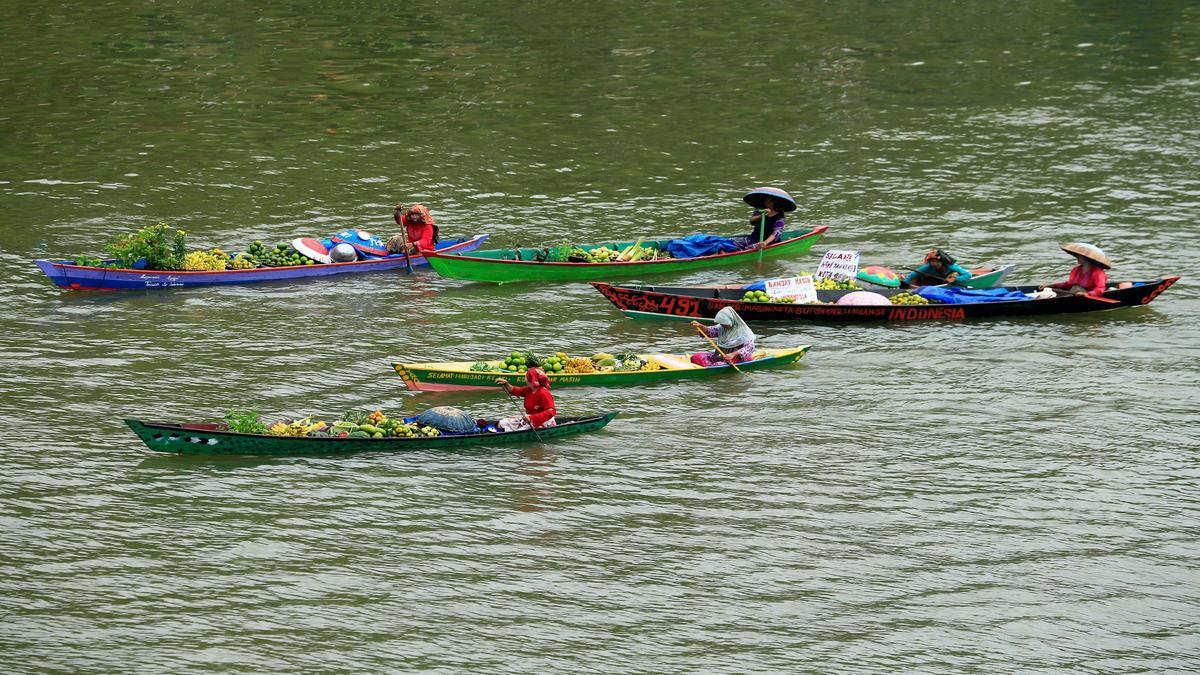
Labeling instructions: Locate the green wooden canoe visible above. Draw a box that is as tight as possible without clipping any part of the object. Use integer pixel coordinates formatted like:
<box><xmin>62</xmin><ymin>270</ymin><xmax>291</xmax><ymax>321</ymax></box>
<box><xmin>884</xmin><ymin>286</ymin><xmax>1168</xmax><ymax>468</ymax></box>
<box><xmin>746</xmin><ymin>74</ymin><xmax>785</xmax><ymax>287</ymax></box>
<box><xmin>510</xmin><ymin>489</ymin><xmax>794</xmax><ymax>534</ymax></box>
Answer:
<box><xmin>126</xmin><ymin>413</ymin><xmax>618</xmax><ymax>456</ymax></box>
<box><xmin>394</xmin><ymin>346</ymin><xmax>811</xmax><ymax>390</ymax></box>
<box><xmin>422</xmin><ymin>226</ymin><xmax>828</xmax><ymax>284</ymax></box>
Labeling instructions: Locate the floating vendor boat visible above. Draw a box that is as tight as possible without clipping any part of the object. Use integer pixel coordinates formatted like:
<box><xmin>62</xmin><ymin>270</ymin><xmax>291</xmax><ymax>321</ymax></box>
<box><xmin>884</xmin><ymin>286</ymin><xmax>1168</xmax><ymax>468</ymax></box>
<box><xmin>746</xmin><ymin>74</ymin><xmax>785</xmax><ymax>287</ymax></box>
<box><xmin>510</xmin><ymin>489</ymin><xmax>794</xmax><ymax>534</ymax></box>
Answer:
<box><xmin>393</xmin><ymin>346</ymin><xmax>811</xmax><ymax>391</ymax></box>
<box><xmin>421</xmin><ymin>226</ymin><xmax>828</xmax><ymax>284</ymax></box>
<box><xmin>35</xmin><ymin>234</ymin><xmax>490</xmax><ymax>291</ymax></box>
<box><xmin>591</xmin><ymin>276</ymin><xmax>1180</xmax><ymax>323</ymax></box>
<box><xmin>126</xmin><ymin>411</ymin><xmax>618</xmax><ymax>456</ymax></box>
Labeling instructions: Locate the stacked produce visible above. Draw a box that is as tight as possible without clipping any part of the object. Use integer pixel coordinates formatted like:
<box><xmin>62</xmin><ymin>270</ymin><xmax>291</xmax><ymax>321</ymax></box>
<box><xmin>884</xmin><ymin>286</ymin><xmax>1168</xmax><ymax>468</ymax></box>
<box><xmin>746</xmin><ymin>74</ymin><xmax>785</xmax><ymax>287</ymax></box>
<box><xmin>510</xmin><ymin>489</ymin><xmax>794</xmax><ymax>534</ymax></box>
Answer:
<box><xmin>257</xmin><ymin>242</ymin><xmax>314</xmax><ymax>267</ymax></box>
<box><xmin>890</xmin><ymin>292</ymin><xmax>932</xmax><ymax>305</ymax></box>
<box><xmin>814</xmin><ymin>276</ymin><xmax>858</xmax><ymax>290</ymax></box>
<box><xmin>239</xmin><ymin>409</ymin><xmax>443</xmax><ymax>439</ymax></box>
<box><xmin>740</xmin><ymin>290</ymin><xmax>798</xmax><ymax>303</ymax></box>
<box><xmin>471</xmin><ymin>349</ymin><xmax>666</xmax><ymax>374</ymax></box>
<box><xmin>227</xmin><ymin>253</ymin><xmax>256</xmax><ymax>270</ymax></box>
<box><xmin>181</xmin><ymin>249</ymin><xmax>231</xmax><ymax>271</ymax></box>
<box><xmin>568</xmin><ymin>239</ymin><xmax>671</xmax><ymax>263</ymax></box>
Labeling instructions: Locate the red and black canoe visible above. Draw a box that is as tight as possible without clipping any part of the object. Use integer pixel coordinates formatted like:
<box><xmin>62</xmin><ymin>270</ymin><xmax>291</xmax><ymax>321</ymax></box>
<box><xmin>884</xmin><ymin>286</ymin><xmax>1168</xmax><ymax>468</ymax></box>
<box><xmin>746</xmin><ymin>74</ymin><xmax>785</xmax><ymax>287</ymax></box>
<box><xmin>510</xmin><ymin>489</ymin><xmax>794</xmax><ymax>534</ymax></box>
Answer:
<box><xmin>591</xmin><ymin>277</ymin><xmax>1180</xmax><ymax>323</ymax></box>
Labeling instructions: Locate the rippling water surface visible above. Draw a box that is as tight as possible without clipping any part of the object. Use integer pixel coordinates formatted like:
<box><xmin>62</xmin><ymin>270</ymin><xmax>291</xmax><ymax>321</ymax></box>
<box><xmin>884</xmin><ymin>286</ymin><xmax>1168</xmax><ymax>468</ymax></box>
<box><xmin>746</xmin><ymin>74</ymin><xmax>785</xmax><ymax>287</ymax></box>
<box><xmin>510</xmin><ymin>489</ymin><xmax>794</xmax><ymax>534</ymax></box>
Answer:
<box><xmin>2</xmin><ymin>1</ymin><xmax>1198</xmax><ymax>671</ymax></box>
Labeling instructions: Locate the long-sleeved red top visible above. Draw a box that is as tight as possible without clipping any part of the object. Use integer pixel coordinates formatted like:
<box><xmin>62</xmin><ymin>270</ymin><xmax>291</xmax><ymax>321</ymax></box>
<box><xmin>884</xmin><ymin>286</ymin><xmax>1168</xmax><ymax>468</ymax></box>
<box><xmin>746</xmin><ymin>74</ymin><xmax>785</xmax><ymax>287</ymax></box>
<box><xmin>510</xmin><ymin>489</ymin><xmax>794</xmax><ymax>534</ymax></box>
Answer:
<box><xmin>510</xmin><ymin>386</ymin><xmax>556</xmax><ymax>427</ymax></box>
<box><xmin>405</xmin><ymin>221</ymin><xmax>435</xmax><ymax>252</ymax></box>
<box><xmin>1049</xmin><ymin>264</ymin><xmax>1107</xmax><ymax>296</ymax></box>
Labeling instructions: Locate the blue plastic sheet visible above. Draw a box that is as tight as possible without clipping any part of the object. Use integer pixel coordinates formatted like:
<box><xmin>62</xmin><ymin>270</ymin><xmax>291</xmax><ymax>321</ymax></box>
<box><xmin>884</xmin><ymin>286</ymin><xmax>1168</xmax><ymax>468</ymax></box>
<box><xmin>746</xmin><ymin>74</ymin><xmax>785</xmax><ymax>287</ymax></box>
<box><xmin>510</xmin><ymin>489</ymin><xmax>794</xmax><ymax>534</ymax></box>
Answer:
<box><xmin>664</xmin><ymin>234</ymin><xmax>739</xmax><ymax>259</ymax></box>
<box><xmin>915</xmin><ymin>286</ymin><xmax>1031</xmax><ymax>304</ymax></box>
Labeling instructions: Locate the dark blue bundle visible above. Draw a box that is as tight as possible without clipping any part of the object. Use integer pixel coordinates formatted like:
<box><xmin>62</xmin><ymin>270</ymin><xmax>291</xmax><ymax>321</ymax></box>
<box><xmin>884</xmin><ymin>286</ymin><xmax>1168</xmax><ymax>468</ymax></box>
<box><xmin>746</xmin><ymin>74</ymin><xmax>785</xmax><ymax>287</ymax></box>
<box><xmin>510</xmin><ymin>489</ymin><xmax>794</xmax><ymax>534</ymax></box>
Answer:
<box><xmin>664</xmin><ymin>235</ymin><xmax>739</xmax><ymax>259</ymax></box>
<box><xmin>915</xmin><ymin>286</ymin><xmax>1031</xmax><ymax>304</ymax></box>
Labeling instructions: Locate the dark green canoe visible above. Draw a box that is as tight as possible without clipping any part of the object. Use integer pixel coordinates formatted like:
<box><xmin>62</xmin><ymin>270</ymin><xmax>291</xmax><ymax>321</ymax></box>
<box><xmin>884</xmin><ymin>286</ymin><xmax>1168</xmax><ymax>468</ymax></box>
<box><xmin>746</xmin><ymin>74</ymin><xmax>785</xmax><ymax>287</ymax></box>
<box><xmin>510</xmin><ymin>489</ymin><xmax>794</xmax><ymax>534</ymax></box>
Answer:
<box><xmin>125</xmin><ymin>413</ymin><xmax>619</xmax><ymax>456</ymax></box>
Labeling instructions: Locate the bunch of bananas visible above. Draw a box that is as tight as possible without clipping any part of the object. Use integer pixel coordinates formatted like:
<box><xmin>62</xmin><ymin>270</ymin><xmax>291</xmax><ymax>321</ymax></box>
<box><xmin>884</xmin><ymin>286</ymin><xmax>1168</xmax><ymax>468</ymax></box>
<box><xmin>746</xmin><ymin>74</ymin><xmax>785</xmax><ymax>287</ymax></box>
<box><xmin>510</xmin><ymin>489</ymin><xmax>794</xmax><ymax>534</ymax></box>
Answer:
<box><xmin>815</xmin><ymin>276</ymin><xmax>858</xmax><ymax>290</ymax></box>
<box><xmin>181</xmin><ymin>249</ymin><xmax>230</xmax><ymax>271</ymax></box>
<box><xmin>640</xmin><ymin>360</ymin><xmax>664</xmax><ymax>371</ymax></box>
<box><xmin>563</xmin><ymin>357</ymin><xmax>596</xmax><ymax>374</ymax></box>
<box><xmin>268</xmin><ymin>418</ymin><xmax>327</xmax><ymax>436</ymax></box>
<box><xmin>890</xmin><ymin>292</ymin><xmax>930</xmax><ymax>305</ymax></box>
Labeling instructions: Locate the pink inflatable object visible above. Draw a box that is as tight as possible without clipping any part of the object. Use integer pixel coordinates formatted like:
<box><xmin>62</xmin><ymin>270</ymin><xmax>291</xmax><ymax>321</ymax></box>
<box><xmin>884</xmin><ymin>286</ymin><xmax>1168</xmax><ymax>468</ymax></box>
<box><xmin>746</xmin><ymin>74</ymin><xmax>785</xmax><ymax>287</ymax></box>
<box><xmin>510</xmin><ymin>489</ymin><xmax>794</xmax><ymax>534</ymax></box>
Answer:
<box><xmin>837</xmin><ymin>290</ymin><xmax>892</xmax><ymax>306</ymax></box>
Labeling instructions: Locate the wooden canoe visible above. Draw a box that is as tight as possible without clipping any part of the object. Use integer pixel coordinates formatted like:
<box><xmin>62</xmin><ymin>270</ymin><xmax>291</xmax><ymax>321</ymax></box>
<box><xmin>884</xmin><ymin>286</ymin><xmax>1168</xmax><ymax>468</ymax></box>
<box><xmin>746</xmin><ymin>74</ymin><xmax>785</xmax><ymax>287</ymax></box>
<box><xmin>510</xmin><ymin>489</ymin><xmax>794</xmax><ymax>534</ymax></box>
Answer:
<box><xmin>394</xmin><ymin>346</ymin><xmax>811</xmax><ymax>391</ymax></box>
<box><xmin>126</xmin><ymin>412</ymin><xmax>619</xmax><ymax>456</ymax></box>
<box><xmin>591</xmin><ymin>277</ymin><xmax>1180</xmax><ymax>323</ymax></box>
<box><xmin>421</xmin><ymin>227</ymin><xmax>828</xmax><ymax>284</ymax></box>
<box><xmin>36</xmin><ymin>234</ymin><xmax>489</xmax><ymax>291</ymax></box>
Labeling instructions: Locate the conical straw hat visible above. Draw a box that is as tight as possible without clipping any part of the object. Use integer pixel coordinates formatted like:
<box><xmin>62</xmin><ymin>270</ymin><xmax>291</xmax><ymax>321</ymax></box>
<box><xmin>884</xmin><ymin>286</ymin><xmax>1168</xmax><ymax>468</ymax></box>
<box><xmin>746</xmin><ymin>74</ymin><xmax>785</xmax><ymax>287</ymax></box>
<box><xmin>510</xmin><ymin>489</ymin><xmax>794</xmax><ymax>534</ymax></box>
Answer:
<box><xmin>1060</xmin><ymin>242</ymin><xmax>1111</xmax><ymax>269</ymax></box>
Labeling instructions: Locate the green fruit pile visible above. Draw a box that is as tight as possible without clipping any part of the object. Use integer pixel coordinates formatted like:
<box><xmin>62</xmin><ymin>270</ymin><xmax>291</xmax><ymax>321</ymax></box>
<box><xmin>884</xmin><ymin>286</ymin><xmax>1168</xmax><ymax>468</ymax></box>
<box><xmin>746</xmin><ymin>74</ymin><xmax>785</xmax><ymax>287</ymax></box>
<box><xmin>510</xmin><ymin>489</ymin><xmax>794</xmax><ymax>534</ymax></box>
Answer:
<box><xmin>259</xmin><ymin>242</ymin><xmax>314</xmax><ymax>267</ymax></box>
<box><xmin>815</xmin><ymin>276</ymin><xmax>858</xmax><ymax>290</ymax></box>
<box><xmin>227</xmin><ymin>252</ymin><xmax>257</xmax><ymax>269</ymax></box>
<box><xmin>771</xmin><ymin>296</ymin><xmax>797</xmax><ymax>303</ymax></box>
<box><xmin>541</xmin><ymin>352</ymin><xmax>568</xmax><ymax>373</ymax></box>
<box><xmin>890</xmin><ymin>292</ymin><xmax>930</xmax><ymax>305</ymax></box>
<box><xmin>500</xmin><ymin>351</ymin><xmax>531</xmax><ymax>373</ymax></box>
<box><xmin>742</xmin><ymin>290</ymin><xmax>771</xmax><ymax>302</ymax></box>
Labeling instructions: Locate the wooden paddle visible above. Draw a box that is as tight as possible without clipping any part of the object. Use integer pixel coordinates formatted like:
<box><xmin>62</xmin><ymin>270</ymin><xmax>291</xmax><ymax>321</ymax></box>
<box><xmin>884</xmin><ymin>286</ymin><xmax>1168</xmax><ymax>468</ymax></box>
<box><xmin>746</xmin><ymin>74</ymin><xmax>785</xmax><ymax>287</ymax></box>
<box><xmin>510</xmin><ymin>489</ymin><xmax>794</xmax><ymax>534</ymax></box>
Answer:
<box><xmin>693</xmin><ymin>323</ymin><xmax>743</xmax><ymax>373</ymax></box>
<box><xmin>1049</xmin><ymin>287</ymin><xmax>1120</xmax><ymax>304</ymax></box>
<box><xmin>393</xmin><ymin>204</ymin><xmax>414</xmax><ymax>273</ymax></box>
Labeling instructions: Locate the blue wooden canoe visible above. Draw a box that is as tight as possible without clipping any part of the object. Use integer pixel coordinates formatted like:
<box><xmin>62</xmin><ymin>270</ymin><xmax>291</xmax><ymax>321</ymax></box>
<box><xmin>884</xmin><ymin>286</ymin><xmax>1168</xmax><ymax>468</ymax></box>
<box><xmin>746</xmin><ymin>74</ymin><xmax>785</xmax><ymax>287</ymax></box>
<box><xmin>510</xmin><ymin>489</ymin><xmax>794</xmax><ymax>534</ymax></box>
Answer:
<box><xmin>35</xmin><ymin>234</ymin><xmax>489</xmax><ymax>291</ymax></box>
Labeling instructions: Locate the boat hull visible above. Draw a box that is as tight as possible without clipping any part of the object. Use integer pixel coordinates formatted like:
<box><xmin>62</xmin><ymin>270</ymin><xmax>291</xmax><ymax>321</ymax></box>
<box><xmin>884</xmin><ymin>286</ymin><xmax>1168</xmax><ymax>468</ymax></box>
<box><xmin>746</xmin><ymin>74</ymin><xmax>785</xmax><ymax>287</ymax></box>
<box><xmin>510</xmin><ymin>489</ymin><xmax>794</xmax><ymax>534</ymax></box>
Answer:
<box><xmin>592</xmin><ymin>277</ymin><xmax>1180</xmax><ymax>323</ymax></box>
<box><xmin>126</xmin><ymin>412</ymin><xmax>618</xmax><ymax>456</ymax></box>
<box><xmin>423</xmin><ymin>227</ymin><xmax>827</xmax><ymax>284</ymax></box>
<box><xmin>393</xmin><ymin>347</ymin><xmax>811</xmax><ymax>390</ymax></box>
<box><xmin>36</xmin><ymin>234</ymin><xmax>489</xmax><ymax>291</ymax></box>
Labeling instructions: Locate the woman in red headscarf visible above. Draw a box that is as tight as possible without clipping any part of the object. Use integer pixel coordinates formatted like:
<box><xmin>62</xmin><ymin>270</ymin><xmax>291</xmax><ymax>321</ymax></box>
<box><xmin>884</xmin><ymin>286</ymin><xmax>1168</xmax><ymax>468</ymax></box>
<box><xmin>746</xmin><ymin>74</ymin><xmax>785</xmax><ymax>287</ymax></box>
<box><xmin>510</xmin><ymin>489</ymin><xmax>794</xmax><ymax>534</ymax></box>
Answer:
<box><xmin>495</xmin><ymin>367</ymin><xmax>557</xmax><ymax>431</ymax></box>
<box><xmin>387</xmin><ymin>203</ymin><xmax>438</xmax><ymax>254</ymax></box>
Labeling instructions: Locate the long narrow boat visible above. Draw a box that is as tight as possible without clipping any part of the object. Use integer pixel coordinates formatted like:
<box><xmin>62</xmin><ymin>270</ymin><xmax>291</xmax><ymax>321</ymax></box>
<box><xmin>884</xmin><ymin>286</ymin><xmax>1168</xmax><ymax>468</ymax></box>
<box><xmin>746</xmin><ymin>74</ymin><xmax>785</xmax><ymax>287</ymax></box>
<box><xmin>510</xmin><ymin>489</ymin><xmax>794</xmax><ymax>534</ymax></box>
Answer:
<box><xmin>591</xmin><ymin>277</ymin><xmax>1180</xmax><ymax>323</ymax></box>
<box><xmin>36</xmin><ymin>234</ymin><xmax>490</xmax><ymax>291</ymax></box>
<box><xmin>394</xmin><ymin>346</ymin><xmax>811</xmax><ymax>391</ymax></box>
<box><xmin>422</xmin><ymin>226</ymin><xmax>828</xmax><ymax>284</ymax></box>
<box><xmin>126</xmin><ymin>412</ymin><xmax>618</xmax><ymax>456</ymax></box>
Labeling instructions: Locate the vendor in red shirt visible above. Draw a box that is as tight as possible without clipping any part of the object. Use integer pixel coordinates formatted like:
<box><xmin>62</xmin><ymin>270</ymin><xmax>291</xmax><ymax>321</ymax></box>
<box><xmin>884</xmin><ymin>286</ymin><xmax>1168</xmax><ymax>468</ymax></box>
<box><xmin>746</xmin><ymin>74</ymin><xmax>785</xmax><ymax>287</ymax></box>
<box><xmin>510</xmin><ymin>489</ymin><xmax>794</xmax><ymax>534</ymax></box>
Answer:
<box><xmin>1043</xmin><ymin>242</ymin><xmax>1110</xmax><ymax>297</ymax></box>
<box><xmin>386</xmin><ymin>203</ymin><xmax>437</xmax><ymax>254</ymax></box>
<box><xmin>496</xmin><ymin>367</ymin><xmax>557</xmax><ymax>431</ymax></box>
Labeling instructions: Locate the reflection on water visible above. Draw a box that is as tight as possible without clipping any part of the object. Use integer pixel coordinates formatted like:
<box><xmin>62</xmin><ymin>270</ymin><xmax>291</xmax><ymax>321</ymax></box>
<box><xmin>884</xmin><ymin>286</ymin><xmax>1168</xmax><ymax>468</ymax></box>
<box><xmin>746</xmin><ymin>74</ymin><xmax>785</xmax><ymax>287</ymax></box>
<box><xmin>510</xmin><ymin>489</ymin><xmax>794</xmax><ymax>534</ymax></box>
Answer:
<box><xmin>1</xmin><ymin>0</ymin><xmax>1198</xmax><ymax>671</ymax></box>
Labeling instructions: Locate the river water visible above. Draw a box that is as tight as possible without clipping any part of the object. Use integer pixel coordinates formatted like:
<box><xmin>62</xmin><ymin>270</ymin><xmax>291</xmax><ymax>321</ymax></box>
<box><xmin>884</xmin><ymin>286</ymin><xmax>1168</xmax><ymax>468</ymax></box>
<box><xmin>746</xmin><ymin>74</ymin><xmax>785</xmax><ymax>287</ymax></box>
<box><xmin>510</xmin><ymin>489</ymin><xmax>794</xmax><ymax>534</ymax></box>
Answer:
<box><xmin>2</xmin><ymin>1</ymin><xmax>1198</xmax><ymax>672</ymax></box>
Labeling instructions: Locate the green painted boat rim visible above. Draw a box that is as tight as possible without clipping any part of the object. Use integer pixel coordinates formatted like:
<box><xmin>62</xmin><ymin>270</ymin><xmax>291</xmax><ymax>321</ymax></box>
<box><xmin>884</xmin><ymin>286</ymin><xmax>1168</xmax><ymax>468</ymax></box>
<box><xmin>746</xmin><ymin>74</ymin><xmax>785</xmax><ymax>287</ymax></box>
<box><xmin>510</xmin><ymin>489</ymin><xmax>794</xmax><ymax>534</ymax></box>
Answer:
<box><xmin>424</xmin><ymin>226</ymin><xmax>828</xmax><ymax>269</ymax></box>
<box><xmin>125</xmin><ymin>412</ymin><xmax>619</xmax><ymax>455</ymax></box>
<box><xmin>393</xmin><ymin>346</ymin><xmax>811</xmax><ymax>389</ymax></box>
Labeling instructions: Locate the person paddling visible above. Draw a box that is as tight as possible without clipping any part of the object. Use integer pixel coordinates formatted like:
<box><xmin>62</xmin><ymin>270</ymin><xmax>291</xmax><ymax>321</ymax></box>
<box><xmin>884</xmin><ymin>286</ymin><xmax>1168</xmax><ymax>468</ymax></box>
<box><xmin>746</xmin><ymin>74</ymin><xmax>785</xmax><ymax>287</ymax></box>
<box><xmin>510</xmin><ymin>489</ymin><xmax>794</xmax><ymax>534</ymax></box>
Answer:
<box><xmin>736</xmin><ymin>187</ymin><xmax>797</xmax><ymax>250</ymax></box>
<box><xmin>495</xmin><ymin>367</ymin><xmax>557</xmax><ymax>431</ymax></box>
<box><xmin>904</xmin><ymin>249</ymin><xmax>973</xmax><ymax>287</ymax></box>
<box><xmin>387</xmin><ymin>203</ymin><xmax>438</xmax><ymax>255</ymax></box>
<box><xmin>1042</xmin><ymin>242</ymin><xmax>1110</xmax><ymax>297</ymax></box>
<box><xmin>689</xmin><ymin>307</ymin><xmax>756</xmax><ymax>366</ymax></box>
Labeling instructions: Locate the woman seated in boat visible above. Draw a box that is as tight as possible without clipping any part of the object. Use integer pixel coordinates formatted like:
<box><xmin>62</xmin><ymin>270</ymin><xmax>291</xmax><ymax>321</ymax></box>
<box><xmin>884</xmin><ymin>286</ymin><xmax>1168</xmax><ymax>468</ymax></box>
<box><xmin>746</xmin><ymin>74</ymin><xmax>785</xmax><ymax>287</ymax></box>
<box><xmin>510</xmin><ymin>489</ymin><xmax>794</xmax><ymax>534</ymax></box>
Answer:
<box><xmin>734</xmin><ymin>187</ymin><xmax>797</xmax><ymax>250</ymax></box>
<box><xmin>903</xmin><ymin>249</ymin><xmax>973</xmax><ymax>287</ymax></box>
<box><xmin>386</xmin><ymin>203</ymin><xmax>438</xmax><ymax>255</ymax></box>
<box><xmin>1041</xmin><ymin>242</ymin><xmax>1110</xmax><ymax>297</ymax></box>
<box><xmin>689</xmin><ymin>307</ymin><xmax>756</xmax><ymax>366</ymax></box>
<box><xmin>495</xmin><ymin>367</ymin><xmax>556</xmax><ymax>431</ymax></box>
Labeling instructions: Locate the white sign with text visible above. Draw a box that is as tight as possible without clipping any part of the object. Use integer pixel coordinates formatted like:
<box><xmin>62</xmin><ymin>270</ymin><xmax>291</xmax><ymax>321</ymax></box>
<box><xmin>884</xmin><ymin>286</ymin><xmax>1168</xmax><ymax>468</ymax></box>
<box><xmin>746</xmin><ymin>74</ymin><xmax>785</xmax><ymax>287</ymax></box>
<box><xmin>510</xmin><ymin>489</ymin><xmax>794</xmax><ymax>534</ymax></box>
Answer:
<box><xmin>815</xmin><ymin>250</ymin><xmax>861</xmax><ymax>280</ymax></box>
<box><xmin>764</xmin><ymin>275</ymin><xmax>818</xmax><ymax>304</ymax></box>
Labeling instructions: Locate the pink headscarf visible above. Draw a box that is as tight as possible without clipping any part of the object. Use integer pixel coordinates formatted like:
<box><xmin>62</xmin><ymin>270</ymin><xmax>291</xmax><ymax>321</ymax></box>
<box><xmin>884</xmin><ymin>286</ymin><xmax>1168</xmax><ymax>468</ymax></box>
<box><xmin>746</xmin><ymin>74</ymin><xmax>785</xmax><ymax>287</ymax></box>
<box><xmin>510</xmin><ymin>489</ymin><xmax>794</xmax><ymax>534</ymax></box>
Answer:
<box><xmin>525</xmin><ymin>367</ymin><xmax>551</xmax><ymax>389</ymax></box>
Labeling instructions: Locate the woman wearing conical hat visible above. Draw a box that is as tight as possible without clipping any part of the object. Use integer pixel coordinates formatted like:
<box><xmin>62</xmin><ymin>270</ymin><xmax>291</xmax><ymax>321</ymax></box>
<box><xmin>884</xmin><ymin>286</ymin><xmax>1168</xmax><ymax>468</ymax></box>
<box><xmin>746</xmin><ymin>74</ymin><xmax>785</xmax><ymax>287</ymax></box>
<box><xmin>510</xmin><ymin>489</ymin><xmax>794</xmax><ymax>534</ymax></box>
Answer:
<box><xmin>1043</xmin><ymin>243</ymin><xmax>1111</xmax><ymax>297</ymax></box>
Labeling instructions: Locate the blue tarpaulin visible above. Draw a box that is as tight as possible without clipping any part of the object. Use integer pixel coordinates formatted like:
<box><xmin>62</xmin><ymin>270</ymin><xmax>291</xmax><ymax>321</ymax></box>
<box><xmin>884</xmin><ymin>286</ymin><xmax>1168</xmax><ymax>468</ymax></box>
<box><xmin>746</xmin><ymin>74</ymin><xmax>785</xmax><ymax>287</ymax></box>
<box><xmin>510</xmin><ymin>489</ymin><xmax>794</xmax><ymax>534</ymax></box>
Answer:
<box><xmin>664</xmin><ymin>234</ymin><xmax>739</xmax><ymax>259</ymax></box>
<box><xmin>916</xmin><ymin>286</ymin><xmax>1031</xmax><ymax>304</ymax></box>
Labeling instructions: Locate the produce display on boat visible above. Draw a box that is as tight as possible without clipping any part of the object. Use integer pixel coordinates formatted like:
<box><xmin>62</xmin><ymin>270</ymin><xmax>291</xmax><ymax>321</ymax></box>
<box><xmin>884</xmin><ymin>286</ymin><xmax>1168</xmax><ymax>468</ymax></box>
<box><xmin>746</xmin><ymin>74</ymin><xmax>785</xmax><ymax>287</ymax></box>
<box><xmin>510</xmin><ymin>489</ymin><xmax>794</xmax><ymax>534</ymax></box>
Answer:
<box><xmin>592</xmin><ymin>276</ymin><xmax>1181</xmax><ymax>323</ymax></box>
<box><xmin>34</xmin><ymin>222</ymin><xmax>489</xmax><ymax>290</ymax></box>
<box><xmin>421</xmin><ymin>226</ymin><xmax>828</xmax><ymax>284</ymax></box>
<box><xmin>125</xmin><ymin>410</ymin><xmax>621</xmax><ymax>456</ymax></box>
<box><xmin>394</xmin><ymin>345</ymin><xmax>810</xmax><ymax>390</ymax></box>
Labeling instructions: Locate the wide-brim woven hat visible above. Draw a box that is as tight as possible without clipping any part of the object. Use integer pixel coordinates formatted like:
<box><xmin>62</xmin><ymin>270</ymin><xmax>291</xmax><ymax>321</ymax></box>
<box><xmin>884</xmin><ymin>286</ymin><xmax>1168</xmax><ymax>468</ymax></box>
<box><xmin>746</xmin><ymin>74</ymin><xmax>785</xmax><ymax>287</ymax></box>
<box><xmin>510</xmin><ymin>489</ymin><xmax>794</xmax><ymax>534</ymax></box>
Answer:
<box><xmin>743</xmin><ymin>187</ymin><xmax>797</xmax><ymax>212</ymax></box>
<box><xmin>1061</xmin><ymin>242</ymin><xmax>1111</xmax><ymax>269</ymax></box>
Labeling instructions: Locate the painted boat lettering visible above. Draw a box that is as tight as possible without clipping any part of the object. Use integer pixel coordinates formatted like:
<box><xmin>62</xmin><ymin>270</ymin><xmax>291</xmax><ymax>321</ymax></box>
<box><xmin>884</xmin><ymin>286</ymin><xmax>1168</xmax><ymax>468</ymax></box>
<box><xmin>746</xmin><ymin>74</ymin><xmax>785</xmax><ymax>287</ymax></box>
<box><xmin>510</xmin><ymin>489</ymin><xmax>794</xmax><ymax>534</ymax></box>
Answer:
<box><xmin>886</xmin><ymin>306</ymin><xmax>966</xmax><ymax>320</ymax></box>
